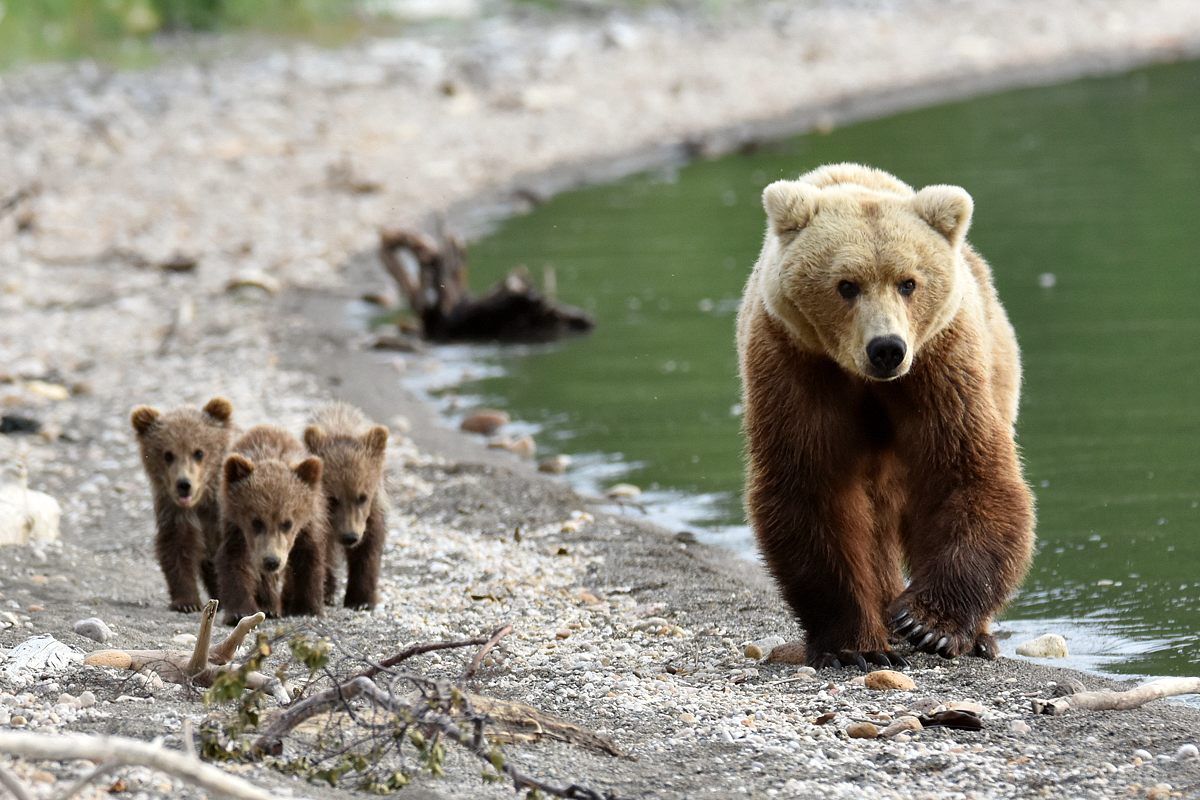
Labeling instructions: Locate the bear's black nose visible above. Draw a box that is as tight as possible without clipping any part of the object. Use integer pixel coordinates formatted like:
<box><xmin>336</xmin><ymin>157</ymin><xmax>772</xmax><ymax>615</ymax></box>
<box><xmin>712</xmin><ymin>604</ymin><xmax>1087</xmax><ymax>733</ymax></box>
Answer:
<box><xmin>867</xmin><ymin>335</ymin><xmax>907</xmax><ymax>374</ymax></box>
<box><xmin>262</xmin><ymin>555</ymin><xmax>281</xmax><ymax>572</ymax></box>
<box><xmin>341</xmin><ymin>531</ymin><xmax>361</xmax><ymax>546</ymax></box>
<box><xmin>176</xmin><ymin>478</ymin><xmax>192</xmax><ymax>496</ymax></box>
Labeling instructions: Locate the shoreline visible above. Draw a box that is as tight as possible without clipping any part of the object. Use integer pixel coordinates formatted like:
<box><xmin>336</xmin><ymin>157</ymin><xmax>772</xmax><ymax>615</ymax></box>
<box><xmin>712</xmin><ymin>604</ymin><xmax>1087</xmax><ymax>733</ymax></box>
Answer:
<box><xmin>3</xmin><ymin>2</ymin><xmax>1200</xmax><ymax>797</ymax></box>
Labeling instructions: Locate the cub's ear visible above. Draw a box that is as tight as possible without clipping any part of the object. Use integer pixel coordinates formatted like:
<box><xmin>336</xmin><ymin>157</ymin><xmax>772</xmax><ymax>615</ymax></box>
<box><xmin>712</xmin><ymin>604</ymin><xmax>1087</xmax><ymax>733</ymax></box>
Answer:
<box><xmin>912</xmin><ymin>185</ymin><xmax>973</xmax><ymax>246</ymax></box>
<box><xmin>302</xmin><ymin>425</ymin><xmax>325</xmax><ymax>453</ymax></box>
<box><xmin>763</xmin><ymin>181</ymin><xmax>820</xmax><ymax>240</ymax></box>
<box><xmin>294</xmin><ymin>456</ymin><xmax>323</xmax><ymax>489</ymax></box>
<box><xmin>131</xmin><ymin>406</ymin><xmax>161</xmax><ymax>435</ymax></box>
<box><xmin>224</xmin><ymin>454</ymin><xmax>255</xmax><ymax>485</ymax></box>
<box><xmin>363</xmin><ymin>426</ymin><xmax>389</xmax><ymax>459</ymax></box>
<box><xmin>203</xmin><ymin>397</ymin><xmax>233</xmax><ymax>424</ymax></box>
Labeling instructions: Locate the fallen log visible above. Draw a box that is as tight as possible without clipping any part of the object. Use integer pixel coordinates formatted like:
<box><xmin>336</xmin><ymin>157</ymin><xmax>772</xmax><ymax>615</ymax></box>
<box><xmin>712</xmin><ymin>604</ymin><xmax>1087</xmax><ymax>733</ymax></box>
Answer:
<box><xmin>1032</xmin><ymin>677</ymin><xmax>1200</xmax><ymax>715</ymax></box>
<box><xmin>380</xmin><ymin>228</ymin><xmax>594</xmax><ymax>343</ymax></box>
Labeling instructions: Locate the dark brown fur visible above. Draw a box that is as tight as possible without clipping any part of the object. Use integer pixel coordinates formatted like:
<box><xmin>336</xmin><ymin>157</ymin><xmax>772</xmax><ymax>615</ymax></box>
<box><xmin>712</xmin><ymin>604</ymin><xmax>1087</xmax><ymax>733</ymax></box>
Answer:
<box><xmin>131</xmin><ymin>397</ymin><xmax>235</xmax><ymax>612</ymax></box>
<box><xmin>216</xmin><ymin>425</ymin><xmax>328</xmax><ymax>626</ymax></box>
<box><xmin>738</xmin><ymin>164</ymin><xmax>1035</xmax><ymax>669</ymax></box>
<box><xmin>303</xmin><ymin>402</ymin><xmax>389</xmax><ymax>611</ymax></box>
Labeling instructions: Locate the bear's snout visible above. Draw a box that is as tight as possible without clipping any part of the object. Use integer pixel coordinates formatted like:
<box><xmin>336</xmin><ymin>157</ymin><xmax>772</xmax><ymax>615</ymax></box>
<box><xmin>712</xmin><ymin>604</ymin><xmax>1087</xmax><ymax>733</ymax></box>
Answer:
<box><xmin>262</xmin><ymin>555</ymin><xmax>282</xmax><ymax>572</ymax></box>
<box><xmin>341</xmin><ymin>530</ymin><xmax>362</xmax><ymax>547</ymax></box>
<box><xmin>866</xmin><ymin>335</ymin><xmax>907</xmax><ymax>378</ymax></box>
<box><xmin>175</xmin><ymin>478</ymin><xmax>192</xmax><ymax>501</ymax></box>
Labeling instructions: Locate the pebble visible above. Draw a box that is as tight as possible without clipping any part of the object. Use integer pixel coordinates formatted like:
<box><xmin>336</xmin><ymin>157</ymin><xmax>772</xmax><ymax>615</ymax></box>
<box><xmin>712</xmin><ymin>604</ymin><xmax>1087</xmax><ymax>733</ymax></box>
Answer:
<box><xmin>881</xmin><ymin>717</ymin><xmax>922</xmax><ymax>738</ymax></box>
<box><xmin>864</xmin><ymin>670</ymin><xmax>915</xmax><ymax>691</ymax></box>
<box><xmin>171</xmin><ymin>633</ymin><xmax>198</xmax><ymax>646</ymax></box>
<box><xmin>460</xmin><ymin>409</ymin><xmax>510</xmax><ymax>434</ymax></box>
<box><xmin>1176</xmin><ymin>744</ymin><xmax>1198</xmax><ymax>761</ymax></box>
<box><xmin>1133</xmin><ymin>749</ymin><xmax>1153</xmax><ymax>761</ymax></box>
<box><xmin>538</xmin><ymin>454</ymin><xmax>571</xmax><ymax>473</ymax></box>
<box><xmin>605</xmin><ymin>483</ymin><xmax>642</xmax><ymax>499</ymax></box>
<box><xmin>73</xmin><ymin>617</ymin><xmax>114</xmax><ymax>643</ymax></box>
<box><xmin>744</xmin><ymin>644</ymin><xmax>763</xmax><ymax>659</ymax></box>
<box><xmin>1008</xmin><ymin>720</ymin><xmax>1032</xmax><ymax>734</ymax></box>
<box><xmin>846</xmin><ymin>722</ymin><xmax>878</xmax><ymax>739</ymax></box>
<box><xmin>1015</xmin><ymin>633</ymin><xmax>1069</xmax><ymax>658</ymax></box>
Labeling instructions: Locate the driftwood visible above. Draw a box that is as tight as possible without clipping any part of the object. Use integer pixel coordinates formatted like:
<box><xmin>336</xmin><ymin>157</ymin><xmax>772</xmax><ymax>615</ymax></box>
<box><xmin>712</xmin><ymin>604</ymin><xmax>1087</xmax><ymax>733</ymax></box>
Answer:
<box><xmin>1032</xmin><ymin>677</ymin><xmax>1200</xmax><ymax>715</ymax></box>
<box><xmin>251</xmin><ymin>622</ymin><xmax>626</xmax><ymax>800</ymax></box>
<box><xmin>380</xmin><ymin>228</ymin><xmax>594</xmax><ymax>342</ymax></box>
<box><xmin>84</xmin><ymin>600</ymin><xmax>289</xmax><ymax>703</ymax></box>
<box><xmin>0</xmin><ymin>731</ymin><xmax>276</xmax><ymax>800</ymax></box>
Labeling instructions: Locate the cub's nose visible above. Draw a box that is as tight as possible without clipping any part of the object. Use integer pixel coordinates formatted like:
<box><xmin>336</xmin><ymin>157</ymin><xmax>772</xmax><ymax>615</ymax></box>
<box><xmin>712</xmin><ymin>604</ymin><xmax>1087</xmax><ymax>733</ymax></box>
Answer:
<box><xmin>866</xmin><ymin>335</ymin><xmax>907</xmax><ymax>374</ymax></box>
<box><xmin>341</xmin><ymin>531</ymin><xmax>361</xmax><ymax>547</ymax></box>
<box><xmin>175</xmin><ymin>479</ymin><xmax>192</xmax><ymax>497</ymax></box>
<box><xmin>262</xmin><ymin>555</ymin><xmax>281</xmax><ymax>572</ymax></box>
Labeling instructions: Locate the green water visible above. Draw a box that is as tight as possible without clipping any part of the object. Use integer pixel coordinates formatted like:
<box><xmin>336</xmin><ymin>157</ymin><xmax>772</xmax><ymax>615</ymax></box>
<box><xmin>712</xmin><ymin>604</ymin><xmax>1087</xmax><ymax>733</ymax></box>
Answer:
<box><xmin>454</xmin><ymin>60</ymin><xmax>1200</xmax><ymax>678</ymax></box>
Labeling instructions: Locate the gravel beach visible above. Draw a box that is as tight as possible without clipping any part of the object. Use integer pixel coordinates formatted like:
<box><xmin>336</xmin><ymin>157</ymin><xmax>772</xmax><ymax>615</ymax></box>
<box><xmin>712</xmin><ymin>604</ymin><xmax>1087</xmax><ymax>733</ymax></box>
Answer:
<box><xmin>3</xmin><ymin>2</ymin><xmax>1200</xmax><ymax>798</ymax></box>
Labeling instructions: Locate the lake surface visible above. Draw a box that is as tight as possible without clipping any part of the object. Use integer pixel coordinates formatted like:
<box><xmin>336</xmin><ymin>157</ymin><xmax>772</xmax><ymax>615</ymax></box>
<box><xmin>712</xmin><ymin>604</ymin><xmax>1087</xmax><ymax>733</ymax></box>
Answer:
<box><xmin>430</xmin><ymin>60</ymin><xmax>1200</xmax><ymax>679</ymax></box>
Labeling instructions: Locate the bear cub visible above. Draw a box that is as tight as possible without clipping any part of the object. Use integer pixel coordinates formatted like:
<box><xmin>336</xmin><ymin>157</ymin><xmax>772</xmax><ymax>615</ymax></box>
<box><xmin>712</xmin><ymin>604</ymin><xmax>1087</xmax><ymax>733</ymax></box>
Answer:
<box><xmin>737</xmin><ymin>163</ymin><xmax>1035</xmax><ymax>669</ymax></box>
<box><xmin>216</xmin><ymin>425</ymin><xmax>328</xmax><ymax>626</ymax></box>
<box><xmin>303</xmin><ymin>402</ymin><xmax>390</xmax><ymax>610</ymax></box>
<box><xmin>131</xmin><ymin>397</ymin><xmax>235</xmax><ymax>613</ymax></box>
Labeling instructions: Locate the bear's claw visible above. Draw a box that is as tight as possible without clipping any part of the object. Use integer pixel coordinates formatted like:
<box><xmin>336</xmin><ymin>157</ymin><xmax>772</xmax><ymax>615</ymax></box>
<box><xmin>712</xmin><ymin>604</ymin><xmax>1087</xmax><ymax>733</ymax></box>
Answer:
<box><xmin>809</xmin><ymin>650</ymin><xmax>908</xmax><ymax>671</ymax></box>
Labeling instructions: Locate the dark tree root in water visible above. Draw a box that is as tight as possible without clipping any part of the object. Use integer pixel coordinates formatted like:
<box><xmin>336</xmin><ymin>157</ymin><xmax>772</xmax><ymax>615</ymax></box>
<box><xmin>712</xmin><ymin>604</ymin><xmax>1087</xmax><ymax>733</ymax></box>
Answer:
<box><xmin>380</xmin><ymin>227</ymin><xmax>595</xmax><ymax>343</ymax></box>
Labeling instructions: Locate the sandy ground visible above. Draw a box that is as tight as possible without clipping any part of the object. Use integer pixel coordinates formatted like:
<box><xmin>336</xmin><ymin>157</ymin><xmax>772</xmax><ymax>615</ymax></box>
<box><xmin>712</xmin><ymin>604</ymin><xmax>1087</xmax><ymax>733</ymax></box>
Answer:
<box><xmin>4</xmin><ymin>1</ymin><xmax>1200</xmax><ymax>798</ymax></box>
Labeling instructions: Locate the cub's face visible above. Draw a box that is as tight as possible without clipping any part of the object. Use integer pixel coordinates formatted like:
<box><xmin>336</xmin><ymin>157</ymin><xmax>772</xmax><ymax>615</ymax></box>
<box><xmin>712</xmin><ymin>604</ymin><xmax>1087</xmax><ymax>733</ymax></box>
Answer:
<box><xmin>303</xmin><ymin>425</ymin><xmax>387</xmax><ymax>548</ymax></box>
<box><xmin>222</xmin><ymin>455</ymin><xmax>323</xmax><ymax>575</ymax></box>
<box><xmin>131</xmin><ymin>398</ymin><xmax>234</xmax><ymax>508</ymax></box>
<box><xmin>758</xmin><ymin>180</ymin><xmax>973</xmax><ymax>381</ymax></box>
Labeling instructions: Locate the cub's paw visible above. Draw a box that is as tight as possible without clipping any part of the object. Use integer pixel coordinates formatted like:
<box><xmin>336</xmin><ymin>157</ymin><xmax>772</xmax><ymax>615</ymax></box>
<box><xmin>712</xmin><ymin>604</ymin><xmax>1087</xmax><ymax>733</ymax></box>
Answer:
<box><xmin>890</xmin><ymin>605</ymin><xmax>975</xmax><ymax>659</ymax></box>
<box><xmin>973</xmin><ymin>632</ymin><xmax>999</xmax><ymax>660</ymax></box>
<box><xmin>808</xmin><ymin>650</ymin><xmax>909</xmax><ymax>671</ymax></box>
<box><xmin>169</xmin><ymin>600</ymin><xmax>203</xmax><ymax>613</ymax></box>
<box><xmin>345</xmin><ymin>600</ymin><xmax>374</xmax><ymax>611</ymax></box>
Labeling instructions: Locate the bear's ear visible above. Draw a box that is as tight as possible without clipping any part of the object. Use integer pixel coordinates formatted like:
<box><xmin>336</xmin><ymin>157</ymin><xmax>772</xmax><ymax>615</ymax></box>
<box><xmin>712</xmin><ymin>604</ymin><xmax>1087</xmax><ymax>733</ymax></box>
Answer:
<box><xmin>203</xmin><ymin>397</ymin><xmax>233</xmax><ymax>424</ymax></box>
<box><xmin>303</xmin><ymin>425</ymin><xmax>325</xmax><ymax>453</ymax></box>
<box><xmin>363</xmin><ymin>426</ymin><xmax>389</xmax><ymax>459</ymax></box>
<box><xmin>224</xmin><ymin>454</ymin><xmax>255</xmax><ymax>485</ymax></box>
<box><xmin>762</xmin><ymin>181</ymin><xmax>820</xmax><ymax>239</ymax></box>
<box><xmin>912</xmin><ymin>185</ymin><xmax>973</xmax><ymax>246</ymax></box>
<box><xmin>130</xmin><ymin>406</ymin><xmax>161</xmax><ymax>435</ymax></box>
<box><xmin>294</xmin><ymin>456</ymin><xmax>323</xmax><ymax>489</ymax></box>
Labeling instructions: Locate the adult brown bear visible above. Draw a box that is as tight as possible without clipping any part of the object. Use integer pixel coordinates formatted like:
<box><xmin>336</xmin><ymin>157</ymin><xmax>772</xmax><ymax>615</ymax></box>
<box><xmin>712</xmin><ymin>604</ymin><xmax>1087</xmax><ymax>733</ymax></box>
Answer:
<box><xmin>737</xmin><ymin>163</ymin><xmax>1035</xmax><ymax>669</ymax></box>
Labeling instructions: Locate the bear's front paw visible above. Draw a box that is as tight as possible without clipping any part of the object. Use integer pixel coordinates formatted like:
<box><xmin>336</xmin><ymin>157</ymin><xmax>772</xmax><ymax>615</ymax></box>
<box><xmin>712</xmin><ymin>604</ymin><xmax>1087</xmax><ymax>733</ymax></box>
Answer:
<box><xmin>169</xmin><ymin>600</ymin><xmax>202</xmax><ymax>613</ymax></box>
<box><xmin>808</xmin><ymin>650</ymin><xmax>909</xmax><ymax>671</ymax></box>
<box><xmin>890</xmin><ymin>605</ymin><xmax>976</xmax><ymax>658</ymax></box>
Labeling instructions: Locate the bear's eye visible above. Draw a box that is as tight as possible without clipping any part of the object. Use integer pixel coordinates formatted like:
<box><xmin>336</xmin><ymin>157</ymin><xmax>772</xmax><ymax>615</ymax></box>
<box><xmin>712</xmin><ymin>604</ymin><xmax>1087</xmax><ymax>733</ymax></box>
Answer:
<box><xmin>193</xmin><ymin>449</ymin><xmax>204</xmax><ymax>462</ymax></box>
<box><xmin>251</xmin><ymin>518</ymin><xmax>266</xmax><ymax>534</ymax></box>
<box><xmin>280</xmin><ymin>520</ymin><xmax>293</xmax><ymax>533</ymax></box>
<box><xmin>327</xmin><ymin>496</ymin><xmax>340</xmax><ymax>509</ymax></box>
<box><xmin>837</xmin><ymin>281</ymin><xmax>861</xmax><ymax>300</ymax></box>
<box><xmin>357</xmin><ymin>493</ymin><xmax>368</xmax><ymax>505</ymax></box>
<box><xmin>899</xmin><ymin>279</ymin><xmax>916</xmax><ymax>297</ymax></box>
<box><xmin>163</xmin><ymin>451</ymin><xmax>175</xmax><ymax>464</ymax></box>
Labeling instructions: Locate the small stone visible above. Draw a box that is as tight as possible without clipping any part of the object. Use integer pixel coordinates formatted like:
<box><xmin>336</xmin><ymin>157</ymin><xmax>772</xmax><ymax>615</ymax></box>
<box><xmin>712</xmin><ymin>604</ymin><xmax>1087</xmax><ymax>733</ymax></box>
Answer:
<box><xmin>1008</xmin><ymin>720</ymin><xmax>1032</xmax><ymax>734</ymax></box>
<box><xmin>864</xmin><ymin>670</ymin><xmax>916</xmax><ymax>691</ymax></box>
<box><xmin>907</xmin><ymin>697</ymin><xmax>942</xmax><ymax>714</ymax></box>
<box><xmin>555</xmin><ymin>630</ymin><xmax>571</xmax><ymax>640</ymax></box>
<box><xmin>226</xmin><ymin>270</ymin><xmax>281</xmax><ymax>295</ymax></box>
<box><xmin>84</xmin><ymin>651</ymin><xmax>132</xmax><ymax>669</ymax></box>
<box><xmin>881</xmin><ymin>716</ymin><xmax>922</xmax><ymax>738</ymax></box>
<box><xmin>171</xmin><ymin>633</ymin><xmax>198</xmax><ymax>646</ymax></box>
<box><xmin>743</xmin><ymin>644</ymin><xmax>763</xmax><ymax>660</ymax></box>
<box><xmin>460</xmin><ymin>410</ymin><xmax>510</xmax><ymax>434</ymax></box>
<box><xmin>605</xmin><ymin>483</ymin><xmax>641</xmax><ymax>499</ymax></box>
<box><xmin>503</xmin><ymin>435</ymin><xmax>536</xmax><ymax>459</ymax></box>
<box><xmin>946</xmin><ymin>701</ymin><xmax>985</xmax><ymax>714</ymax></box>
<box><xmin>538</xmin><ymin>454</ymin><xmax>571</xmax><ymax>474</ymax></box>
<box><xmin>680</xmin><ymin>713</ymin><xmax>697</xmax><ymax>723</ymax></box>
<box><xmin>1176</xmin><ymin>744</ymin><xmax>1198</xmax><ymax>761</ymax></box>
<box><xmin>764</xmin><ymin>641</ymin><xmax>806</xmax><ymax>665</ymax></box>
<box><xmin>10</xmin><ymin>715</ymin><xmax>26</xmax><ymax>726</ymax></box>
<box><xmin>55</xmin><ymin>692</ymin><xmax>76</xmax><ymax>708</ymax></box>
<box><xmin>1133</xmin><ymin>749</ymin><xmax>1153</xmax><ymax>761</ymax></box>
<box><xmin>846</xmin><ymin>722</ymin><xmax>878</xmax><ymax>739</ymax></box>
<box><xmin>73</xmin><ymin>618</ymin><xmax>114</xmax><ymax>643</ymax></box>
<box><xmin>77</xmin><ymin>691</ymin><xmax>96</xmax><ymax>708</ymax></box>
<box><xmin>1015</xmin><ymin>633</ymin><xmax>1069</xmax><ymax>658</ymax></box>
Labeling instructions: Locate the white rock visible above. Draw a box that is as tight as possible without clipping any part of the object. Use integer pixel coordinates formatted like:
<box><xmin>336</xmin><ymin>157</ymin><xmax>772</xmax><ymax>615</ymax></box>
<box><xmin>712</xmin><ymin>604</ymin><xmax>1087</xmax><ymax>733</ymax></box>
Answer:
<box><xmin>1133</xmin><ymin>749</ymin><xmax>1153</xmax><ymax>761</ymax></box>
<box><xmin>0</xmin><ymin>466</ymin><xmax>62</xmax><ymax>546</ymax></box>
<box><xmin>73</xmin><ymin>618</ymin><xmax>114</xmax><ymax>643</ymax></box>
<box><xmin>1177</xmin><ymin>744</ymin><xmax>1199</xmax><ymax>761</ymax></box>
<box><xmin>1015</xmin><ymin>633</ymin><xmax>1069</xmax><ymax>658</ymax></box>
<box><xmin>171</xmin><ymin>633</ymin><xmax>198</xmax><ymax>646</ymax></box>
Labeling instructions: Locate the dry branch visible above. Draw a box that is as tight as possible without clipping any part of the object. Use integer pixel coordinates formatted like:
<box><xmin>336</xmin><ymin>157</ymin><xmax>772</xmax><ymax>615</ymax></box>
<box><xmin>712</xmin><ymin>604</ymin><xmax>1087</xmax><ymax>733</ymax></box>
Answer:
<box><xmin>380</xmin><ymin>228</ymin><xmax>594</xmax><ymax>343</ymax></box>
<box><xmin>1032</xmin><ymin>677</ymin><xmax>1200</xmax><ymax>715</ymax></box>
<box><xmin>0</xmin><ymin>732</ymin><xmax>275</xmax><ymax>800</ymax></box>
<box><xmin>84</xmin><ymin>600</ymin><xmax>288</xmax><ymax>702</ymax></box>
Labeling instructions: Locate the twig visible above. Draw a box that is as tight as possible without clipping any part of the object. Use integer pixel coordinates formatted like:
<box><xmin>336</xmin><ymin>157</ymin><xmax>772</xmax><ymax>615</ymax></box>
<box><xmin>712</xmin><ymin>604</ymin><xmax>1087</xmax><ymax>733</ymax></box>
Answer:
<box><xmin>1032</xmin><ymin>677</ymin><xmax>1200</xmax><ymax>715</ymax></box>
<box><xmin>252</xmin><ymin>674</ymin><xmax>371</xmax><ymax>756</ymax></box>
<box><xmin>50</xmin><ymin>758</ymin><xmax>118</xmax><ymax>800</ymax></box>
<box><xmin>0</xmin><ymin>763</ymin><xmax>34</xmax><ymax>800</ymax></box>
<box><xmin>461</xmin><ymin>622</ymin><xmax>514</xmax><ymax>682</ymax></box>
<box><xmin>0</xmin><ymin>732</ymin><xmax>275</xmax><ymax>800</ymax></box>
<box><xmin>356</xmin><ymin>628</ymin><xmax>506</xmax><ymax>681</ymax></box>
